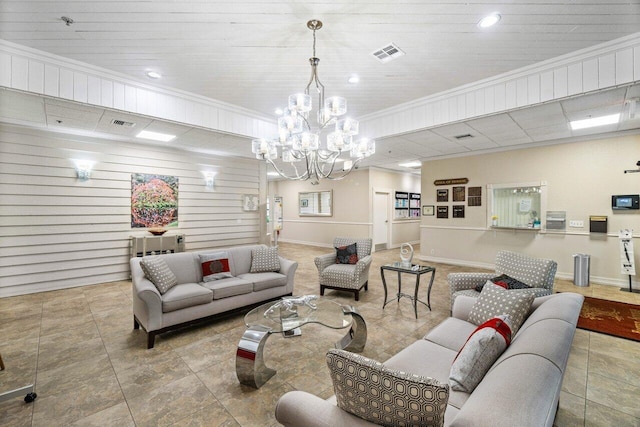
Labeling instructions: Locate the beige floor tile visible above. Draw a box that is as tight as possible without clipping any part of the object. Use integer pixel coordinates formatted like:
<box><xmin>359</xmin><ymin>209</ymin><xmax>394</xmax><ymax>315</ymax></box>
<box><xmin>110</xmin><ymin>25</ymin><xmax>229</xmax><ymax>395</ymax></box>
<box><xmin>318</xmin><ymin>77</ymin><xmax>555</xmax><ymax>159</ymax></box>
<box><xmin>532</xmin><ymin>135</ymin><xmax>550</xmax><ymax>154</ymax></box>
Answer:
<box><xmin>585</xmin><ymin>400</ymin><xmax>640</xmax><ymax>427</ymax></box>
<box><xmin>35</xmin><ymin>353</ymin><xmax>115</xmax><ymax>398</ymax></box>
<box><xmin>554</xmin><ymin>390</ymin><xmax>585</xmax><ymax>427</ymax></box>
<box><xmin>36</xmin><ymin>337</ymin><xmax>107</xmax><ymax>372</ymax></box>
<box><xmin>171</xmin><ymin>400</ymin><xmax>241</xmax><ymax>427</ymax></box>
<box><xmin>588</xmin><ymin>349</ymin><xmax>640</xmax><ymax>388</ymax></box>
<box><xmin>0</xmin><ymin>396</ymin><xmax>34</xmax><ymax>427</ymax></box>
<box><xmin>126</xmin><ymin>374</ymin><xmax>217</xmax><ymax>427</ymax></box>
<box><xmin>586</xmin><ymin>372</ymin><xmax>640</xmax><ymax>418</ymax></box>
<box><xmin>70</xmin><ymin>402</ymin><xmax>135</xmax><ymax>427</ymax></box>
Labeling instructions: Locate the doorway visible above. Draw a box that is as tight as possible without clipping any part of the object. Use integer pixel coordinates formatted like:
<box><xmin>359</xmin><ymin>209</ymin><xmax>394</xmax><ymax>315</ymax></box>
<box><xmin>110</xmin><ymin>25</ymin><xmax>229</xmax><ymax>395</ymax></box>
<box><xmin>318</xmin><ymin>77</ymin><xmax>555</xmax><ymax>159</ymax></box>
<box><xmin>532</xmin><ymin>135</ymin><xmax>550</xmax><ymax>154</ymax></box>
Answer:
<box><xmin>373</xmin><ymin>191</ymin><xmax>390</xmax><ymax>251</ymax></box>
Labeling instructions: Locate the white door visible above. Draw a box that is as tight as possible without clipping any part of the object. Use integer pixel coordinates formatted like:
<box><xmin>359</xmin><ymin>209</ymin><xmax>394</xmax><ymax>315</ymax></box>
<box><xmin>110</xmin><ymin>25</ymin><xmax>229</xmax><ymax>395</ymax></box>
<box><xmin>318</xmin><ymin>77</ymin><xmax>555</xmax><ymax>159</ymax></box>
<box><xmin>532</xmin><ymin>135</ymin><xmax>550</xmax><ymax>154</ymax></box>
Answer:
<box><xmin>373</xmin><ymin>191</ymin><xmax>390</xmax><ymax>251</ymax></box>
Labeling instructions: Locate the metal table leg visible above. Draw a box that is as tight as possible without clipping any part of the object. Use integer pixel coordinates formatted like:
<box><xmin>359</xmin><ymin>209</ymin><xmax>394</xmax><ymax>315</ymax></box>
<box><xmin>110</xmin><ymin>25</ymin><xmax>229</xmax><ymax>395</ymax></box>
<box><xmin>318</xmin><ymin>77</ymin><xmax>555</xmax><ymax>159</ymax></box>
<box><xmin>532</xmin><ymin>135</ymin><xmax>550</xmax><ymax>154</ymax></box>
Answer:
<box><xmin>236</xmin><ymin>325</ymin><xmax>276</xmax><ymax>388</ymax></box>
<box><xmin>336</xmin><ymin>305</ymin><xmax>367</xmax><ymax>353</ymax></box>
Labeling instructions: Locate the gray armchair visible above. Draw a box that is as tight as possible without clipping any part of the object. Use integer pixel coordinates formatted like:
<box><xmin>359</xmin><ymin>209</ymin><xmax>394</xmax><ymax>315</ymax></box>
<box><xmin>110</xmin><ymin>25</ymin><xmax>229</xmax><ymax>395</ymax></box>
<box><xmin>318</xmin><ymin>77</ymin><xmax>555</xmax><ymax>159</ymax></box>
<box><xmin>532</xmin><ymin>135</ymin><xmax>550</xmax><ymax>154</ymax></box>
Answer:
<box><xmin>448</xmin><ymin>250</ymin><xmax>558</xmax><ymax>309</ymax></box>
<box><xmin>315</xmin><ymin>237</ymin><xmax>373</xmax><ymax>301</ymax></box>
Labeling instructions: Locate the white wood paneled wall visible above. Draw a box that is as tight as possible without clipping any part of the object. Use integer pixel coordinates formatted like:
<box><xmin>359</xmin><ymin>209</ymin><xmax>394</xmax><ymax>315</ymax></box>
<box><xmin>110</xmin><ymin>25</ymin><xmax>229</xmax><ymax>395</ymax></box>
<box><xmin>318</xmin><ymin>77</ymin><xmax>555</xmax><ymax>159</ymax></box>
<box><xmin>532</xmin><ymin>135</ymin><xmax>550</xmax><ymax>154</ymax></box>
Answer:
<box><xmin>360</xmin><ymin>33</ymin><xmax>640</xmax><ymax>138</ymax></box>
<box><xmin>0</xmin><ymin>125</ymin><xmax>262</xmax><ymax>297</ymax></box>
<box><xmin>0</xmin><ymin>40</ymin><xmax>277</xmax><ymax>139</ymax></box>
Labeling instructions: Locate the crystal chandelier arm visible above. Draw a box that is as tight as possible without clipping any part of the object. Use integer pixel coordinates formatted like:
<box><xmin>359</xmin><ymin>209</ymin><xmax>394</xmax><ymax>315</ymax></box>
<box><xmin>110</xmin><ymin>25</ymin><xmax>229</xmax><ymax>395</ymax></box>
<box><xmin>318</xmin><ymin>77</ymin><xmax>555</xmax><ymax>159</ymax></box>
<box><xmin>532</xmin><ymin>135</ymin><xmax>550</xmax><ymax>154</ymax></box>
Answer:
<box><xmin>318</xmin><ymin>156</ymin><xmax>365</xmax><ymax>181</ymax></box>
<box><xmin>266</xmin><ymin>158</ymin><xmax>310</xmax><ymax>181</ymax></box>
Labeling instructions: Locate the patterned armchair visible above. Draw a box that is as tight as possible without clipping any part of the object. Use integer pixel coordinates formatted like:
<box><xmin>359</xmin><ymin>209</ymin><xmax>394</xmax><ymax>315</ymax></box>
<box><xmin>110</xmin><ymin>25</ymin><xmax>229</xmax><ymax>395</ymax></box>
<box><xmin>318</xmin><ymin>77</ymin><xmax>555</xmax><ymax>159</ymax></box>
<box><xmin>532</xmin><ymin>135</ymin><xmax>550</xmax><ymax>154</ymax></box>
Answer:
<box><xmin>315</xmin><ymin>237</ymin><xmax>373</xmax><ymax>301</ymax></box>
<box><xmin>448</xmin><ymin>250</ymin><xmax>558</xmax><ymax>309</ymax></box>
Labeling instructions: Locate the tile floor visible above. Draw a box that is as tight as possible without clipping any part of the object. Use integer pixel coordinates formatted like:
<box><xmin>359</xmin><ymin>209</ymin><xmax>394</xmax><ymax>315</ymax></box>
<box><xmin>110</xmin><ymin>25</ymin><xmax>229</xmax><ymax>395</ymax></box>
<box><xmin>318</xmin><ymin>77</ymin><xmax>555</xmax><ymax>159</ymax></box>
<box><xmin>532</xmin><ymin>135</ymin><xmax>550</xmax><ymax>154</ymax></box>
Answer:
<box><xmin>0</xmin><ymin>243</ymin><xmax>639</xmax><ymax>426</ymax></box>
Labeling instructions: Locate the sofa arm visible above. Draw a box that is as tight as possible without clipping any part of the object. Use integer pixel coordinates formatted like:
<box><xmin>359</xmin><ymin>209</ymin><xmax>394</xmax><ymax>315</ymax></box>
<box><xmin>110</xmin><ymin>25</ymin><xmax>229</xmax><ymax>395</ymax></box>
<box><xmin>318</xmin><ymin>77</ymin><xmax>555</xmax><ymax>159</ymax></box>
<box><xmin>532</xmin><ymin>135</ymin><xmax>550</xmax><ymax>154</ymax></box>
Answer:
<box><xmin>314</xmin><ymin>252</ymin><xmax>336</xmax><ymax>272</ymax></box>
<box><xmin>451</xmin><ymin>295</ymin><xmax>478</xmax><ymax>320</ymax></box>
<box><xmin>355</xmin><ymin>255</ymin><xmax>372</xmax><ymax>277</ymax></box>
<box><xmin>275</xmin><ymin>391</ymin><xmax>376</xmax><ymax>427</ymax></box>
<box><xmin>130</xmin><ymin>258</ymin><xmax>163</xmax><ymax>331</ymax></box>
<box><xmin>279</xmin><ymin>256</ymin><xmax>299</xmax><ymax>293</ymax></box>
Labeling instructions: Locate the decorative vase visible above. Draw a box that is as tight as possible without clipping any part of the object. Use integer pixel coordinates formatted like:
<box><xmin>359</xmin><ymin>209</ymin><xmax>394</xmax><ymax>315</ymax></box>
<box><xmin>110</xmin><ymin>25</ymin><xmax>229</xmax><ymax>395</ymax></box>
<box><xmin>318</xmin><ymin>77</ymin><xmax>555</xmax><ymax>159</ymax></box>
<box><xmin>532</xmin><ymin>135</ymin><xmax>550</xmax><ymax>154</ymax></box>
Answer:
<box><xmin>148</xmin><ymin>227</ymin><xmax>168</xmax><ymax>236</ymax></box>
<box><xmin>492</xmin><ymin>219</ymin><xmax>498</xmax><ymax>226</ymax></box>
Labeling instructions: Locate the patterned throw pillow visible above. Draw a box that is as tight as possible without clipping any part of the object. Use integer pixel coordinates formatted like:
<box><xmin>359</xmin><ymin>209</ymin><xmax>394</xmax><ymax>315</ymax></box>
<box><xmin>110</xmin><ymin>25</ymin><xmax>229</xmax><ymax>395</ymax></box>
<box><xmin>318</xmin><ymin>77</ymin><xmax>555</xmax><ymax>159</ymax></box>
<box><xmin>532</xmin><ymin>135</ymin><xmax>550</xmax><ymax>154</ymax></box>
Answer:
<box><xmin>335</xmin><ymin>243</ymin><xmax>358</xmax><ymax>264</ymax></box>
<box><xmin>139</xmin><ymin>256</ymin><xmax>178</xmax><ymax>294</ymax></box>
<box><xmin>326</xmin><ymin>349</ymin><xmax>449</xmax><ymax>427</ymax></box>
<box><xmin>199</xmin><ymin>252</ymin><xmax>233</xmax><ymax>282</ymax></box>
<box><xmin>250</xmin><ymin>246</ymin><xmax>280</xmax><ymax>273</ymax></box>
<box><xmin>467</xmin><ymin>281</ymin><xmax>534</xmax><ymax>335</ymax></box>
<box><xmin>449</xmin><ymin>315</ymin><xmax>513</xmax><ymax>393</ymax></box>
<box><xmin>474</xmin><ymin>274</ymin><xmax>531</xmax><ymax>292</ymax></box>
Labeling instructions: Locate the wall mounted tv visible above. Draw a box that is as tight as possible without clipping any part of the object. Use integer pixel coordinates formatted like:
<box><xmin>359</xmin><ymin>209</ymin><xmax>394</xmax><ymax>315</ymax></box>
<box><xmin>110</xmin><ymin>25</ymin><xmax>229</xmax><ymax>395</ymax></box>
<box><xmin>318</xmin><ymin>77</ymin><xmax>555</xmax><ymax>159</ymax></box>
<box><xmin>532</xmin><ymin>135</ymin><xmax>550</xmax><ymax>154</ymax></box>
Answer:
<box><xmin>611</xmin><ymin>195</ymin><xmax>639</xmax><ymax>210</ymax></box>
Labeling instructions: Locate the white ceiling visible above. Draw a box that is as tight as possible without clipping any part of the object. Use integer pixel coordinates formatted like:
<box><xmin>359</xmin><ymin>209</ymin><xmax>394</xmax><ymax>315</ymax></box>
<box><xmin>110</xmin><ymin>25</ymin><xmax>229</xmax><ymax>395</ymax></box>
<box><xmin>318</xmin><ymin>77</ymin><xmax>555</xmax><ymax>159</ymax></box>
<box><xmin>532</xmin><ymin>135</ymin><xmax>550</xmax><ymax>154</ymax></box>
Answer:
<box><xmin>1</xmin><ymin>1</ymin><xmax>640</xmax><ymax>173</ymax></box>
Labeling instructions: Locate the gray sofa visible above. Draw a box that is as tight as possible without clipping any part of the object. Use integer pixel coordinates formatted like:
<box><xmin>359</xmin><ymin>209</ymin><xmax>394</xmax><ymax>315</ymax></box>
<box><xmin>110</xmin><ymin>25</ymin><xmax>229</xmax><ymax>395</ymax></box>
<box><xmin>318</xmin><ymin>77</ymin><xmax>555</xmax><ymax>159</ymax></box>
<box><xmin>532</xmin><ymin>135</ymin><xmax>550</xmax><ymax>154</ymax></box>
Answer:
<box><xmin>130</xmin><ymin>244</ymin><xmax>297</xmax><ymax>348</ymax></box>
<box><xmin>275</xmin><ymin>292</ymin><xmax>584</xmax><ymax>427</ymax></box>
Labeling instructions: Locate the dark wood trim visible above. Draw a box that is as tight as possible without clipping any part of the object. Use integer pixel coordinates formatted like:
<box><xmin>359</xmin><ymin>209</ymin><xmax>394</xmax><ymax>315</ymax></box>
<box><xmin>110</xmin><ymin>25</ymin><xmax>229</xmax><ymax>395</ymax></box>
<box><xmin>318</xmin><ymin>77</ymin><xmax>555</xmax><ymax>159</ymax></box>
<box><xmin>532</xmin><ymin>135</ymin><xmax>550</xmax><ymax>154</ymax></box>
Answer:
<box><xmin>320</xmin><ymin>281</ymin><xmax>368</xmax><ymax>301</ymax></box>
<box><xmin>134</xmin><ymin>294</ymin><xmax>292</xmax><ymax>349</ymax></box>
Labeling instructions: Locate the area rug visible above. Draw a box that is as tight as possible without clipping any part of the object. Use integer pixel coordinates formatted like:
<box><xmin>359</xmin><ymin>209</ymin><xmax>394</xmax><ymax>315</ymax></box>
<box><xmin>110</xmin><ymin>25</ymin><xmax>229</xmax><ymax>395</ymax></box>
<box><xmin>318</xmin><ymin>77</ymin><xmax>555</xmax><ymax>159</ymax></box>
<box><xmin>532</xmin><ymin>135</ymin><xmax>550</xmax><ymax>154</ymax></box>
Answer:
<box><xmin>577</xmin><ymin>296</ymin><xmax>640</xmax><ymax>342</ymax></box>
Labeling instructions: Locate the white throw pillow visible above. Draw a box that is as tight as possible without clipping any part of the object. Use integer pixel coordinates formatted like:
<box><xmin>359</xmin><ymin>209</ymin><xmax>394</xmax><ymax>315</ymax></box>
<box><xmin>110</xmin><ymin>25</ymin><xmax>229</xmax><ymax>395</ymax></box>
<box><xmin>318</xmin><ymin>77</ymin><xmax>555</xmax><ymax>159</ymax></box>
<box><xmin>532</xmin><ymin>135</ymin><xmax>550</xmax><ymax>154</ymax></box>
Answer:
<box><xmin>449</xmin><ymin>315</ymin><xmax>513</xmax><ymax>393</ymax></box>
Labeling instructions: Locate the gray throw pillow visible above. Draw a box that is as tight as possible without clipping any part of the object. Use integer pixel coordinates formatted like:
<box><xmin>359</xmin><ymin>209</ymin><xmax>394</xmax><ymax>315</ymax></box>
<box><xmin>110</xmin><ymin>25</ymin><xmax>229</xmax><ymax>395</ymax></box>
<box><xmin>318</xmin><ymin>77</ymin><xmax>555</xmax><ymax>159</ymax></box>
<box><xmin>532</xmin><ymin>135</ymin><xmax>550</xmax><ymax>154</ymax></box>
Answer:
<box><xmin>326</xmin><ymin>349</ymin><xmax>449</xmax><ymax>427</ymax></box>
<box><xmin>250</xmin><ymin>246</ymin><xmax>280</xmax><ymax>273</ymax></box>
<box><xmin>467</xmin><ymin>281</ymin><xmax>534</xmax><ymax>334</ymax></box>
<box><xmin>139</xmin><ymin>256</ymin><xmax>178</xmax><ymax>294</ymax></box>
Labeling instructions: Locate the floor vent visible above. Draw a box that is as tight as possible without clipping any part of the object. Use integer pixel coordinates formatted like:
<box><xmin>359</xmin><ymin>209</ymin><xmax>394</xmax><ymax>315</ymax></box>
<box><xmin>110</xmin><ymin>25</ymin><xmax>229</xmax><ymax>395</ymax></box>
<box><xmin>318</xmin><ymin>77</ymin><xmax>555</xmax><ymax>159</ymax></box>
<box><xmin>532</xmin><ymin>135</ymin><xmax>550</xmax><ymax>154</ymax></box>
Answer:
<box><xmin>372</xmin><ymin>43</ymin><xmax>405</xmax><ymax>63</ymax></box>
<box><xmin>111</xmin><ymin>119</ymin><xmax>136</xmax><ymax>127</ymax></box>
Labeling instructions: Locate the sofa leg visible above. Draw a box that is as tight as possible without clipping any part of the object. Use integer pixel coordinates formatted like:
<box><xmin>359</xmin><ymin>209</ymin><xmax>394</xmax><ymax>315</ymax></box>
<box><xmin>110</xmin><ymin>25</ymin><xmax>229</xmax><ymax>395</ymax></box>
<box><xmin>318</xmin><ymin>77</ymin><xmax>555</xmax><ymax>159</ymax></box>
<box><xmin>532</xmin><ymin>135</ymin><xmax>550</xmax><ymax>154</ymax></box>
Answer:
<box><xmin>147</xmin><ymin>332</ymin><xmax>156</xmax><ymax>349</ymax></box>
<box><xmin>133</xmin><ymin>317</ymin><xmax>140</xmax><ymax>330</ymax></box>
<box><xmin>320</xmin><ymin>286</ymin><xmax>325</xmax><ymax>296</ymax></box>
<box><xmin>354</xmin><ymin>290</ymin><xmax>359</xmax><ymax>301</ymax></box>
<box><xmin>364</xmin><ymin>281</ymin><xmax>368</xmax><ymax>291</ymax></box>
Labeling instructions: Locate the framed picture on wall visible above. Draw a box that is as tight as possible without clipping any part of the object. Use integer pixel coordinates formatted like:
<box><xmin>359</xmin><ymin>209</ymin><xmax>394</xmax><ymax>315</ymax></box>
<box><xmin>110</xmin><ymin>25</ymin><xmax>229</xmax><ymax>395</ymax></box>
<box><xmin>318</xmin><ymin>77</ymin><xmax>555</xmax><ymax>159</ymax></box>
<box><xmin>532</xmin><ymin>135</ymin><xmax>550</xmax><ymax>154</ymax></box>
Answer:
<box><xmin>437</xmin><ymin>206</ymin><xmax>449</xmax><ymax>218</ymax></box>
<box><xmin>453</xmin><ymin>205</ymin><xmax>465</xmax><ymax>218</ymax></box>
<box><xmin>422</xmin><ymin>205</ymin><xmax>434</xmax><ymax>216</ymax></box>
<box><xmin>468</xmin><ymin>186</ymin><xmax>482</xmax><ymax>207</ymax></box>
<box><xmin>242</xmin><ymin>194</ymin><xmax>259</xmax><ymax>211</ymax></box>
<box><xmin>437</xmin><ymin>189</ymin><xmax>449</xmax><ymax>202</ymax></box>
<box><xmin>453</xmin><ymin>186</ymin><xmax>466</xmax><ymax>202</ymax></box>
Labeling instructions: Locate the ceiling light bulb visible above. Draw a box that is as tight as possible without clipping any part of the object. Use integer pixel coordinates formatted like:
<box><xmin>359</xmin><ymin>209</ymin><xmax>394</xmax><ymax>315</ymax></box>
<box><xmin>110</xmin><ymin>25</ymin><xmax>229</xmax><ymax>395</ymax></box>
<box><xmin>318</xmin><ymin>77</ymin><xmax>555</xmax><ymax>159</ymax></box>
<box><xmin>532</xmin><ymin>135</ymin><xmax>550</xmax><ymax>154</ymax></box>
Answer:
<box><xmin>146</xmin><ymin>71</ymin><xmax>162</xmax><ymax>79</ymax></box>
<box><xmin>478</xmin><ymin>13</ymin><xmax>501</xmax><ymax>28</ymax></box>
<box><xmin>136</xmin><ymin>130</ymin><xmax>176</xmax><ymax>142</ymax></box>
<box><xmin>348</xmin><ymin>75</ymin><xmax>360</xmax><ymax>84</ymax></box>
<box><xmin>275</xmin><ymin>108</ymin><xmax>284</xmax><ymax>115</ymax></box>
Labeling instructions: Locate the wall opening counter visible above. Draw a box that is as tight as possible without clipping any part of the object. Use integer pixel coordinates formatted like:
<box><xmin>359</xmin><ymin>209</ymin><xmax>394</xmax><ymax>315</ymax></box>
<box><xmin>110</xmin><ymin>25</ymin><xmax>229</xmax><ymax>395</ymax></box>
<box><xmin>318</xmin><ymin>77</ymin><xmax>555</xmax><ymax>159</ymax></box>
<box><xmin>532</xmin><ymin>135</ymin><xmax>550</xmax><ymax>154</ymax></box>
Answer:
<box><xmin>487</xmin><ymin>181</ymin><xmax>547</xmax><ymax>230</ymax></box>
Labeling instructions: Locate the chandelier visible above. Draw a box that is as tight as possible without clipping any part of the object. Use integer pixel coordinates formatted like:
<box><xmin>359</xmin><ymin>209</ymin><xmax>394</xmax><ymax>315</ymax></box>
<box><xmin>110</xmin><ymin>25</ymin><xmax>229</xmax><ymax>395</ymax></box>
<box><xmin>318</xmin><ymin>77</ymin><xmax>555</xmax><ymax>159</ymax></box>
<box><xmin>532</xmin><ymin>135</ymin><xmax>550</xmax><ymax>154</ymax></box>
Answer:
<box><xmin>251</xmin><ymin>19</ymin><xmax>375</xmax><ymax>184</ymax></box>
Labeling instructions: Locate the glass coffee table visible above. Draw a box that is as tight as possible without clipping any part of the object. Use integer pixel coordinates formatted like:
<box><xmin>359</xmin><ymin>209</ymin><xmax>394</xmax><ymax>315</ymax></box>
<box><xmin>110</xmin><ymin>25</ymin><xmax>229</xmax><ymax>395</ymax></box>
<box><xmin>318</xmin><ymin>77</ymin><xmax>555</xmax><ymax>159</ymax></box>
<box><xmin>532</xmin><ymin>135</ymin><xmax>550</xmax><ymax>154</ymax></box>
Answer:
<box><xmin>380</xmin><ymin>262</ymin><xmax>436</xmax><ymax>319</ymax></box>
<box><xmin>236</xmin><ymin>296</ymin><xmax>367</xmax><ymax>388</ymax></box>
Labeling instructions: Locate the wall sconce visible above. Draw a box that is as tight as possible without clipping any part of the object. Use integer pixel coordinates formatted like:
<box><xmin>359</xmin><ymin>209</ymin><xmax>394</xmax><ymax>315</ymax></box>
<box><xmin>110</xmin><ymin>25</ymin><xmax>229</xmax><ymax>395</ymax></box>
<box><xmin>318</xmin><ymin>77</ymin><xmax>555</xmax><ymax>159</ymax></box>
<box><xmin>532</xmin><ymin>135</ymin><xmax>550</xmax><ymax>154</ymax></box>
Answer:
<box><xmin>204</xmin><ymin>173</ymin><xmax>215</xmax><ymax>189</ymax></box>
<box><xmin>74</xmin><ymin>160</ymin><xmax>94</xmax><ymax>181</ymax></box>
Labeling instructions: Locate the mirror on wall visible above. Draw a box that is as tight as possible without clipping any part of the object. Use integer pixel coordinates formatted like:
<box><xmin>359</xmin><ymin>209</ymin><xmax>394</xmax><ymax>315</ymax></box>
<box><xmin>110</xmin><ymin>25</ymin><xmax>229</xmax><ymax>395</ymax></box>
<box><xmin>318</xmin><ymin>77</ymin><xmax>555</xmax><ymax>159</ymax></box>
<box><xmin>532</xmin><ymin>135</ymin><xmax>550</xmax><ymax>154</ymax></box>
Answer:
<box><xmin>299</xmin><ymin>190</ymin><xmax>332</xmax><ymax>216</ymax></box>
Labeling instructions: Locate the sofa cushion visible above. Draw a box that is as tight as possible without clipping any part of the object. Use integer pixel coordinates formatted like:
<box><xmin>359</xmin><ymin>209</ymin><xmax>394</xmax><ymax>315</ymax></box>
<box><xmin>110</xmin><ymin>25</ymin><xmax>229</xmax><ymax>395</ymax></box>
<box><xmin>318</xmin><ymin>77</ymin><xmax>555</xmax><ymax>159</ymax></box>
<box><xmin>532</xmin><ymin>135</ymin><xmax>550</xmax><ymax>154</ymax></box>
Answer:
<box><xmin>449</xmin><ymin>315</ymin><xmax>513</xmax><ymax>393</ymax></box>
<box><xmin>326</xmin><ymin>349</ymin><xmax>449</xmax><ymax>427</ymax></box>
<box><xmin>468</xmin><ymin>281</ymin><xmax>534</xmax><ymax>334</ymax></box>
<box><xmin>161</xmin><ymin>283</ymin><xmax>213</xmax><ymax>313</ymax></box>
<box><xmin>199</xmin><ymin>252</ymin><xmax>233</xmax><ymax>282</ymax></box>
<box><xmin>424</xmin><ymin>317</ymin><xmax>477</xmax><ymax>352</ymax></box>
<box><xmin>237</xmin><ymin>272</ymin><xmax>287</xmax><ymax>292</ymax></box>
<box><xmin>140</xmin><ymin>256</ymin><xmax>178</xmax><ymax>294</ymax></box>
<box><xmin>335</xmin><ymin>243</ymin><xmax>358</xmax><ymax>264</ymax></box>
<box><xmin>200</xmin><ymin>277</ymin><xmax>253</xmax><ymax>300</ymax></box>
<box><xmin>250</xmin><ymin>246</ymin><xmax>281</xmax><ymax>273</ymax></box>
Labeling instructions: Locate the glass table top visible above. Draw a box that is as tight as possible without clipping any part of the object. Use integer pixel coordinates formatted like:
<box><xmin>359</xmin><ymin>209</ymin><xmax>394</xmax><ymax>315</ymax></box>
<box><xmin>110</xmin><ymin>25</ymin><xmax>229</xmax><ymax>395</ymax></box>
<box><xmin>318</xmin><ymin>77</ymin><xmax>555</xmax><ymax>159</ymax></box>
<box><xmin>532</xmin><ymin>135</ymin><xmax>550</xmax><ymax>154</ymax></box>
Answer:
<box><xmin>382</xmin><ymin>262</ymin><xmax>434</xmax><ymax>273</ymax></box>
<box><xmin>244</xmin><ymin>296</ymin><xmax>352</xmax><ymax>333</ymax></box>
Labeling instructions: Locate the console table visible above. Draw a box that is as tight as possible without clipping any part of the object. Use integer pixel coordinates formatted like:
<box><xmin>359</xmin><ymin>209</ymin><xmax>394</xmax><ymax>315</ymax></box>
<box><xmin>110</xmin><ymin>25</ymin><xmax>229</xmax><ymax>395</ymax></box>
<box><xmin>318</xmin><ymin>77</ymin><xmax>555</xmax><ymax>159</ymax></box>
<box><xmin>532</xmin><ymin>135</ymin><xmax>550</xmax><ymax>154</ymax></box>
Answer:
<box><xmin>380</xmin><ymin>262</ymin><xmax>436</xmax><ymax>319</ymax></box>
<box><xmin>236</xmin><ymin>296</ymin><xmax>366</xmax><ymax>388</ymax></box>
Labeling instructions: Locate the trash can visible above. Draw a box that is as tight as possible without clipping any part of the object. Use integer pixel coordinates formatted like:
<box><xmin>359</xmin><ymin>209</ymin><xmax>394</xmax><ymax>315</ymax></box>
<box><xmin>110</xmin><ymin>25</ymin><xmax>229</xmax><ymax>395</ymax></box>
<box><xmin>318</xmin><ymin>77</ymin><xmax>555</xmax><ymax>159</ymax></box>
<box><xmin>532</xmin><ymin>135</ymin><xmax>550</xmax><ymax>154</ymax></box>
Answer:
<box><xmin>573</xmin><ymin>254</ymin><xmax>590</xmax><ymax>287</ymax></box>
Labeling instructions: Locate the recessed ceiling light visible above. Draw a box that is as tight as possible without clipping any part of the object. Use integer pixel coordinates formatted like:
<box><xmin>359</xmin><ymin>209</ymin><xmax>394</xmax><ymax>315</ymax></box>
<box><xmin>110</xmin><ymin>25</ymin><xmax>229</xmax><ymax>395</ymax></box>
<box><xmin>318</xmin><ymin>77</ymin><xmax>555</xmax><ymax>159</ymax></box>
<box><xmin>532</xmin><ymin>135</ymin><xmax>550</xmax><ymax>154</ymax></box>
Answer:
<box><xmin>569</xmin><ymin>114</ymin><xmax>620</xmax><ymax>130</ymax></box>
<box><xmin>478</xmin><ymin>13</ymin><xmax>501</xmax><ymax>28</ymax></box>
<box><xmin>399</xmin><ymin>161</ymin><xmax>422</xmax><ymax>168</ymax></box>
<box><xmin>275</xmin><ymin>108</ymin><xmax>284</xmax><ymax>115</ymax></box>
<box><xmin>146</xmin><ymin>71</ymin><xmax>162</xmax><ymax>79</ymax></box>
<box><xmin>267</xmin><ymin>171</ymin><xmax>280</xmax><ymax>177</ymax></box>
<box><xmin>136</xmin><ymin>130</ymin><xmax>176</xmax><ymax>142</ymax></box>
<box><xmin>348</xmin><ymin>75</ymin><xmax>360</xmax><ymax>84</ymax></box>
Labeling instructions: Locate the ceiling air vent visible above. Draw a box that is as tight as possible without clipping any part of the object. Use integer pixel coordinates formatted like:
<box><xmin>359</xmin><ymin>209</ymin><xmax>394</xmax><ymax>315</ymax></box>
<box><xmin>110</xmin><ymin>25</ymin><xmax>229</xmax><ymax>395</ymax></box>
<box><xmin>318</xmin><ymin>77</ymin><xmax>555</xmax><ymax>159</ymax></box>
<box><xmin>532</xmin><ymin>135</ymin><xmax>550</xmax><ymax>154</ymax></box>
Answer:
<box><xmin>372</xmin><ymin>43</ymin><xmax>405</xmax><ymax>63</ymax></box>
<box><xmin>454</xmin><ymin>134</ymin><xmax>474</xmax><ymax>140</ymax></box>
<box><xmin>111</xmin><ymin>119</ymin><xmax>136</xmax><ymax>127</ymax></box>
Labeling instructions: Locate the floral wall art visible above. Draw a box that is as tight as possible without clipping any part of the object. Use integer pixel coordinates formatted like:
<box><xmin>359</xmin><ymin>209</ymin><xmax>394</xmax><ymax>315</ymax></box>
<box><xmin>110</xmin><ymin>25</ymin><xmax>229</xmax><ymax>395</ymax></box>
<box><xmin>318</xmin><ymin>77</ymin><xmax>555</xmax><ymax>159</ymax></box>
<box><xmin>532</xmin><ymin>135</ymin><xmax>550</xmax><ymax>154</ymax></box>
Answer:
<box><xmin>131</xmin><ymin>173</ymin><xmax>179</xmax><ymax>228</ymax></box>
